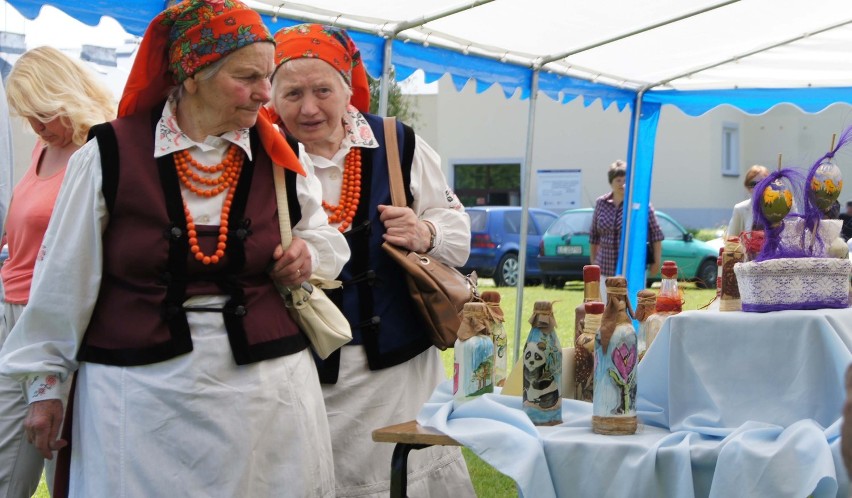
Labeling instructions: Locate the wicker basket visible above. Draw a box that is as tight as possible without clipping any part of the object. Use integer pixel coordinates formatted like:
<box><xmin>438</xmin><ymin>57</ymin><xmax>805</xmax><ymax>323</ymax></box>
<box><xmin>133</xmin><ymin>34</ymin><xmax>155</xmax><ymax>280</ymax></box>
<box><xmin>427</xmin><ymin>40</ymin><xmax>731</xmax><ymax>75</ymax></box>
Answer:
<box><xmin>733</xmin><ymin>257</ymin><xmax>851</xmax><ymax>312</ymax></box>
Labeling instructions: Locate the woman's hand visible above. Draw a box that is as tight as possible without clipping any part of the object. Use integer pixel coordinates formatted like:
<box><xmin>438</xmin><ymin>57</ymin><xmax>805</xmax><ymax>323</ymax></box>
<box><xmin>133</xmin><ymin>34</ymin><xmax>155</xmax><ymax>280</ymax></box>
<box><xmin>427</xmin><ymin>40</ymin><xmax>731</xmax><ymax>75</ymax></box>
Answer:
<box><xmin>270</xmin><ymin>238</ymin><xmax>312</xmax><ymax>288</ymax></box>
<box><xmin>25</xmin><ymin>399</ymin><xmax>66</xmax><ymax>459</ymax></box>
<box><xmin>378</xmin><ymin>205</ymin><xmax>432</xmax><ymax>253</ymax></box>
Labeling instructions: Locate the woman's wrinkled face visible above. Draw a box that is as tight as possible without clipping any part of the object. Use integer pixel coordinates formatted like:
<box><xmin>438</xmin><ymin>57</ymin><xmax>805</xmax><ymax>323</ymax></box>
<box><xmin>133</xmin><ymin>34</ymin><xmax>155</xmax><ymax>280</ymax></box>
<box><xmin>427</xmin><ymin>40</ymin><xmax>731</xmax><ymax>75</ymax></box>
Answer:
<box><xmin>27</xmin><ymin>115</ymin><xmax>73</xmax><ymax>148</ymax></box>
<box><xmin>188</xmin><ymin>43</ymin><xmax>274</xmax><ymax>135</ymax></box>
<box><xmin>271</xmin><ymin>58</ymin><xmax>349</xmax><ymax>150</ymax></box>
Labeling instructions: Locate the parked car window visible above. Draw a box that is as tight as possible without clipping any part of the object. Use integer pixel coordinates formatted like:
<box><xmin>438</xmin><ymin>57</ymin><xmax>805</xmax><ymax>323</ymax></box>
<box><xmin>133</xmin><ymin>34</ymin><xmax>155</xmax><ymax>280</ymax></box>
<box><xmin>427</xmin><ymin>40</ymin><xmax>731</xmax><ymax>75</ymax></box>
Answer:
<box><xmin>658</xmin><ymin>216</ymin><xmax>685</xmax><ymax>240</ymax></box>
<box><xmin>469</xmin><ymin>210</ymin><xmax>488</xmax><ymax>232</ymax></box>
<box><xmin>546</xmin><ymin>211</ymin><xmax>592</xmax><ymax>237</ymax></box>
<box><xmin>503</xmin><ymin>211</ymin><xmax>521</xmax><ymax>234</ymax></box>
<box><xmin>532</xmin><ymin>211</ymin><xmax>557</xmax><ymax>235</ymax></box>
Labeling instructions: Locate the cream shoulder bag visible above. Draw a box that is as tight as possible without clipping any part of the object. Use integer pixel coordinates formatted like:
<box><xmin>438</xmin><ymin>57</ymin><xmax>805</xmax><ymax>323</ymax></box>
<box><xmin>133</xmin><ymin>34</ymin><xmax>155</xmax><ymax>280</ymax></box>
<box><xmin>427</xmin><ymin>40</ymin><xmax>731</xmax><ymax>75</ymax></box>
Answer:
<box><xmin>273</xmin><ymin>164</ymin><xmax>352</xmax><ymax>359</ymax></box>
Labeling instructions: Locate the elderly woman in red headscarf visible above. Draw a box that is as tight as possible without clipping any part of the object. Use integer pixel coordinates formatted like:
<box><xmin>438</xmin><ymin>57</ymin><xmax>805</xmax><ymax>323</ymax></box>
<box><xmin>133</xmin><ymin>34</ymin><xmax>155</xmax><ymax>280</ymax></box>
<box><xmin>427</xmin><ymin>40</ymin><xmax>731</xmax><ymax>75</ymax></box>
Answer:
<box><xmin>0</xmin><ymin>2</ymin><xmax>348</xmax><ymax>496</ymax></box>
<box><xmin>270</xmin><ymin>24</ymin><xmax>474</xmax><ymax>498</ymax></box>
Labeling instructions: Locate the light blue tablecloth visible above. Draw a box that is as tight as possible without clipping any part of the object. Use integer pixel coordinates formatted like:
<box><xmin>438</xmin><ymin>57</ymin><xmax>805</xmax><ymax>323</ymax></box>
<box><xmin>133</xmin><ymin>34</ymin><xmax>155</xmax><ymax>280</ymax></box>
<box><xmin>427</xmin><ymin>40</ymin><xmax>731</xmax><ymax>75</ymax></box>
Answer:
<box><xmin>417</xmin><ymin>308</ymin><xmax>852</xmax><ymax>498</ymax></box>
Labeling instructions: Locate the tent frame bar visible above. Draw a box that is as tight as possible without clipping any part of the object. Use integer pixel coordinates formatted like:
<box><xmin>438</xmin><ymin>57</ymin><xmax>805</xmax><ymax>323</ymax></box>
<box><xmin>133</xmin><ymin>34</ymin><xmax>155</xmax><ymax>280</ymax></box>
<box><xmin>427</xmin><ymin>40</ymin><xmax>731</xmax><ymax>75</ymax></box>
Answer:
<box><xmin>651</xmin><ymin>17</ymin><xmax>852</xmax><ymax>88</ymax></box>
<box><xmin>378</xmin><ymin>1</ymin><xmax>493</xmax><ymax>115</ymax></box>
<box><xmin>537</xmin><ymin>0</ymin><xmax>739</xmax><ymax>67</ymax></box>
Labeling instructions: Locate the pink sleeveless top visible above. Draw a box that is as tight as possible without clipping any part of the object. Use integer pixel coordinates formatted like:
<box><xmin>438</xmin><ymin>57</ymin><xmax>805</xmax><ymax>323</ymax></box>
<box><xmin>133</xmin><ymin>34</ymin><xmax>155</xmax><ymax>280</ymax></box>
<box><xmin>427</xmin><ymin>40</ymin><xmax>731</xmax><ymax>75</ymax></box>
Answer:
<box><xmin>1</xmin><ymin>143</ymin><xmax>67</xmax><ymax>304</ymax></box>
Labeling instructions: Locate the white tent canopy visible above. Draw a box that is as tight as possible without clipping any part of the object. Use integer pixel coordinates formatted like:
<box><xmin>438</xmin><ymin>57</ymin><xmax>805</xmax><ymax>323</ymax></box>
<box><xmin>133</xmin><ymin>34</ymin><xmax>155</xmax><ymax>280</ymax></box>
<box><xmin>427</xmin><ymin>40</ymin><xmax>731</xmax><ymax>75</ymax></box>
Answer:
<box><xmin>7</xmin><ymin>0</ymin><xmax>852</xmax><ymax>358</ymax></box>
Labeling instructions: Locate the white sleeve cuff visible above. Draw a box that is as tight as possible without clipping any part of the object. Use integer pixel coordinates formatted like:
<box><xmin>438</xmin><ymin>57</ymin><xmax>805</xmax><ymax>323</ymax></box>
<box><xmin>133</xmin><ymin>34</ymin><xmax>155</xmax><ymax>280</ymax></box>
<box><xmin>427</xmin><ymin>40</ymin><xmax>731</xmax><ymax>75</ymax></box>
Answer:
<box><xmin>26</xmin><ymin>373</ymin><xmax>64</xmax><ymax>403</ymax></box>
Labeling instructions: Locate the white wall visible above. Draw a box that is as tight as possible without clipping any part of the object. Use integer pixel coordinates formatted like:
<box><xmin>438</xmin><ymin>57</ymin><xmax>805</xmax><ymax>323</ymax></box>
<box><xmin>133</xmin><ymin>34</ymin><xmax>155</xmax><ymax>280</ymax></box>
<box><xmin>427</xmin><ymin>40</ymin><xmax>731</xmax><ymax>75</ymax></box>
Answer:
<box><xmin>409</xmin><ymin>74</ymin><xmax>852</xmax><ymax>231</ymax></box>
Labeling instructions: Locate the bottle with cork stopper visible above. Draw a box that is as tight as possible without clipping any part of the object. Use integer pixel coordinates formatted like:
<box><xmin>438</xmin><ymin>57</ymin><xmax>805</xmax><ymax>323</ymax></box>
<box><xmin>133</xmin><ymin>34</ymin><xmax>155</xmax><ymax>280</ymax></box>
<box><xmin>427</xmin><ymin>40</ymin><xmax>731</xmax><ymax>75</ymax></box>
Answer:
<box><xmin>575</xmin><ymin>301</ymin><xmax>604</xmax><ymax>401</ymax></box>
<box><xmin>592</xmin><ymin>276</ymin><xmax>637</xmax><ymax>435</ymax></box>
<box><xmin>453</xmin><ymin>302</ymin><xmax>494</xmax><ymax>408</ymax></box>
<box><xmin>522</xmin><ymin>301</ymin><xmax>562</xmax><ymax>426</ymax></box>
<box><xmin>481</xmin><ymin>291</ymin><xmax>508</xmax><ymax>387</ymax></box>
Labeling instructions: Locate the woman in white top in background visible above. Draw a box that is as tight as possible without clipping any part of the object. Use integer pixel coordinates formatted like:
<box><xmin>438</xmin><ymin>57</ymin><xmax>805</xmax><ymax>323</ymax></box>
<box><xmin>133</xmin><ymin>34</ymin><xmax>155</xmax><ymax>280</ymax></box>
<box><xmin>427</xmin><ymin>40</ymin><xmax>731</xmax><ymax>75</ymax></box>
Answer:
<box><xmin>727</xmin><ymin>164</ymin><xmax>769</xmax><ymax>238</ymax></box>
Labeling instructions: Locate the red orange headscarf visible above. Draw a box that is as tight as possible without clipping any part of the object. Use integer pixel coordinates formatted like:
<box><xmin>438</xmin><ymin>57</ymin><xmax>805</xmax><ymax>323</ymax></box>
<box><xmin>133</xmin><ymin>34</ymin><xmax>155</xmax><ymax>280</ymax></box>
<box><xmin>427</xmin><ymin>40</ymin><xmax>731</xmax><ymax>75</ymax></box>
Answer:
<box><xmin>119</xmin><ymin>0</ymin><xmax>302</xmax><ymax>174</ymax></box>
<box><xmin>273</xmin><ymin>24</ymin><xmax>371</xmax><ymax>114</ymax></box>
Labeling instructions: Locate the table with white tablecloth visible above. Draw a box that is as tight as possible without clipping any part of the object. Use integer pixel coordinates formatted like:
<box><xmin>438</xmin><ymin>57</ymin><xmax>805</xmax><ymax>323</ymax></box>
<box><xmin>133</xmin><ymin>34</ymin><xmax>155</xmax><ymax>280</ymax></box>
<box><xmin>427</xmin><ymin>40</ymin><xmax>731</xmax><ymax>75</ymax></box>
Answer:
<box><xmin>417</xmin><ymin>308</ymin><xmax>852</xmax><ymax>498</ymax></box>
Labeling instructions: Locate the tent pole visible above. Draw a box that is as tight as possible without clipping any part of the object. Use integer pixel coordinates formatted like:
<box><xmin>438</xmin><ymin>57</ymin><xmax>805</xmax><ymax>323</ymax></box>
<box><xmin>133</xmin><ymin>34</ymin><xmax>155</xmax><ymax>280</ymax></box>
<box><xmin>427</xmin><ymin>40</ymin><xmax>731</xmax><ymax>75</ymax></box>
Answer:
<box><xmin>513</xmin><ymin>68</ymin><xmax>540</xmax><ymax>364</ymax></box>
<box><xmin>378</xmin><ymin>38</ymin><xmax>393</xmax><ymax>117</ymax></box>
<box><xmin>622</xmin><ymin>88</ymin><xmax>646</xmax><ymax>276</ymax></box>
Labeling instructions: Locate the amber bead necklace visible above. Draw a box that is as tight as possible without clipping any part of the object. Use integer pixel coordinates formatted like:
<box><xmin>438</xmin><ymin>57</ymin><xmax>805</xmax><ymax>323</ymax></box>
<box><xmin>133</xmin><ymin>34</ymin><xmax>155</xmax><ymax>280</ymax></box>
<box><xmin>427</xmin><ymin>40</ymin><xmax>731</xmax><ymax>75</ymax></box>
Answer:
<box><xmin>322</xmin><ymin>147</ymin><xmax>362</xmax><ymax>232</ymax></box>
<box><xmin>173</xmin><ymin>143</ymin><xmax>245</xmax><ymax>265</ymax></box>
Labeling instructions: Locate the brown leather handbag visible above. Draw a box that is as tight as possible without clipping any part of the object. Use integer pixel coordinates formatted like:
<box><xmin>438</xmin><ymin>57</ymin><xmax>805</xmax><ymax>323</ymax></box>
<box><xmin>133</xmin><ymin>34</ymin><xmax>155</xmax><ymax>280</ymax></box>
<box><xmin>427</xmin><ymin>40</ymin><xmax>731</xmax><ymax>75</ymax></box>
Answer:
<box><xmin>380</xmin><ymin>117</ymin><xmax>478</xmax><ymax>350</ymax></box>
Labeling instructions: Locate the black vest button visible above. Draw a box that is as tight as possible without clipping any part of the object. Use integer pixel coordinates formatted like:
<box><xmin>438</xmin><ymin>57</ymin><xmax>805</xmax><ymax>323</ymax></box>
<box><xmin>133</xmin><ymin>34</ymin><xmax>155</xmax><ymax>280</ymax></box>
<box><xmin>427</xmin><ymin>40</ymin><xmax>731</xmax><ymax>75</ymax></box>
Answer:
<box><xmin>234</xmin><ymin>305</ymin><xmax>247</xmax><ymax>317</ymax></box>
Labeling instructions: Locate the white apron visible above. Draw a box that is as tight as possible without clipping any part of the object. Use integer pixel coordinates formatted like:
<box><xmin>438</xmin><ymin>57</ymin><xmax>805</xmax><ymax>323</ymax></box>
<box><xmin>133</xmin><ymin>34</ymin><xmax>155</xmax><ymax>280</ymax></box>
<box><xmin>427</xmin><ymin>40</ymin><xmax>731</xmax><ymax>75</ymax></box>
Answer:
<box><xmin>322</xmin><ymin>346</ymin><xmax>475</xmax><ymax>498</ymax></box>
<box><xmin>68</xmin><ymin>296</ymin><xmax>335</xmax><ymax>498</ymax></box>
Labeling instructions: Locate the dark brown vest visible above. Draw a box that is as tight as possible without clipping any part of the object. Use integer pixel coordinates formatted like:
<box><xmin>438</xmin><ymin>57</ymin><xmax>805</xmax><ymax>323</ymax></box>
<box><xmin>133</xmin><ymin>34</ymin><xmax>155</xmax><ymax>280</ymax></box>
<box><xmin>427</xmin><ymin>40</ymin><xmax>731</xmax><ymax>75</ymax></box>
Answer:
<box><xmin>78</xmin><ymin>110</ymin><xmax>306</xmax><ymax>366</ymax></box>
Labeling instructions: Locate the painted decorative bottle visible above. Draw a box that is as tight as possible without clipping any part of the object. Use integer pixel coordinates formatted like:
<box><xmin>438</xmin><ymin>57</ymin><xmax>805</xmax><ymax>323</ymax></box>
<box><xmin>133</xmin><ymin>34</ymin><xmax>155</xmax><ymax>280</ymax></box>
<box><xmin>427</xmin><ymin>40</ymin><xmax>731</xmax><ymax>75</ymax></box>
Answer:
<box><xmin>720</xmin><ymin>237</ymin><xmax>744</xmax><ymax>312</ymax></box>
<box><xmin>453</xmin><ymin>302</ymin><xmax>494</xmax><ymax>408</ymax></box>
<box><xmin>592</xmin><ymin>276</ymin><xmax>638</xmax><ymax>435</ymax></box>
<box><xmin>575</xmin><ymin>301</ymin><xmax>604</xmax><ymax>401</ymax></box>
<box><xmin>481</xmin><ymin>291</ymin><xmax>508</xmax><ymax>388</ymax></box>
<box><xmin>522</xmin><ymin>301</ymin><xmax>562</xmax><ymax>426</ymax></box>
<box><xmin>635</xmin><ymin>290</ymin><xmax>664</xmax><ymax>362</ymax></box>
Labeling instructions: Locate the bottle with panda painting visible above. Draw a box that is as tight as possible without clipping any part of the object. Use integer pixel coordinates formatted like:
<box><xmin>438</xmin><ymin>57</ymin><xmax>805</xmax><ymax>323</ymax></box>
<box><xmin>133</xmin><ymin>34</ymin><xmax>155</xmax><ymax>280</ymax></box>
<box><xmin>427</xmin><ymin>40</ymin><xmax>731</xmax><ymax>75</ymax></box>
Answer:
<box><xmin>522</xmin><ymin>301</ymin><xmax>562</xmax><ymax>426</ymax></box>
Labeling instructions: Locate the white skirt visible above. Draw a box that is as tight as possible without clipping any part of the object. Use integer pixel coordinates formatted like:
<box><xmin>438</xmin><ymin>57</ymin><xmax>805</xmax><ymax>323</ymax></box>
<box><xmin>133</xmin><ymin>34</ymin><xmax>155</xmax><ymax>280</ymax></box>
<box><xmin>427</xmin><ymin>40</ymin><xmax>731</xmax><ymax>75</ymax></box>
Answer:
<box><xmin>68</xmin><ymin>297</ymin><xmax>334</xmax><ymax>498</ymax></box>
<box><xmin>323</xmin><ymin>346</ymin><xmax>475</xmax><ymax>498</ymax></box>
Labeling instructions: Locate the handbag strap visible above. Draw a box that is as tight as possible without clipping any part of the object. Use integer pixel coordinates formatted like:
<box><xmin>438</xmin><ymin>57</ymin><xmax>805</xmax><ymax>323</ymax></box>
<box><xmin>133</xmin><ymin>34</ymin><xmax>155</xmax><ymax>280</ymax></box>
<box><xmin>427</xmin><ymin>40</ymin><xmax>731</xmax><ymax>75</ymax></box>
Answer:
<box><xmin>273</xmin><ymin>163</ymin><xmax>293</xmax><ymax>249</ymax></box>
<box><xmin>383</xmin><ymin>117</ymin><xmax>407</xmax><ymax>208</ymax></box>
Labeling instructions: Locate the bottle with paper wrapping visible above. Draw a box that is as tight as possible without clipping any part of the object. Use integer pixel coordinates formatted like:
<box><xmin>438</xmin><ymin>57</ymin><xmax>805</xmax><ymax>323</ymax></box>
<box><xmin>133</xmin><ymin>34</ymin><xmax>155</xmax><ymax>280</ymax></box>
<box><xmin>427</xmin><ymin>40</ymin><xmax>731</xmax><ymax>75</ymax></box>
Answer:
<box><xmin>481</xmin><ymin>291</ymin><xmax>508</xmax><ymax>387</ymax></box>
<box><xmin>453</xmin><ymin>302</ymin><xmax>494</xmax><ymax>408</ymax></box>
<box><xmin>720</xmin><ymin>237</ymin><xmax>745</xmax><ymax>311</ymax></box>
<box><xmin>575</xmin><ymin>301</ymin><xmax>604</xmax><ymax>401</ymax></box>
<box><xmin>522</xmin><ymin>301</ymin><xmax>562</xmax><ymax>426</ymax></box>
<box><xmin>593</xmin><ymin>276</ymin><xmax>637</xmax><ymax>435</ymax></box>
<box><xmin>635</xmin><ymin>290</ymin><xmax>664</xmax><ymax>362</ymax></box>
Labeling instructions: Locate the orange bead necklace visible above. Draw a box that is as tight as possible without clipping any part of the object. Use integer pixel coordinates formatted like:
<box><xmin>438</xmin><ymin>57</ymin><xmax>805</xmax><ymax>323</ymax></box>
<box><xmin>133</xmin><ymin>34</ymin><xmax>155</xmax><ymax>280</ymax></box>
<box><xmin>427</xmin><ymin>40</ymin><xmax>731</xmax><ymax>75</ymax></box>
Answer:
<box><xmin>322</xmin><ymin>147</ymin><xmax>362</xmax><ymax>232</ymax></box>
<box><xmin>173</xmin><ymin>144</ymin><xmax>245</xmax><ymax>265</ymax></box>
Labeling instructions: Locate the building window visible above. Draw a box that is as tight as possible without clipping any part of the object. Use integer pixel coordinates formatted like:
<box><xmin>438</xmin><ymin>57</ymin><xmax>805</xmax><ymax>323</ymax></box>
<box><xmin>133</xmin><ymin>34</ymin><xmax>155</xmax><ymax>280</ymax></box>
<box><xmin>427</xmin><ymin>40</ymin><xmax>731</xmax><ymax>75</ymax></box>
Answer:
<box><xmin>454</xmin><ymin>162</ymin><xmax>521</xmax><ymax>206</ymax></box>
<box><xmin>721</xmin><ymin>123</ymin><xmax>739</xmax><ymax>177</ymax></box>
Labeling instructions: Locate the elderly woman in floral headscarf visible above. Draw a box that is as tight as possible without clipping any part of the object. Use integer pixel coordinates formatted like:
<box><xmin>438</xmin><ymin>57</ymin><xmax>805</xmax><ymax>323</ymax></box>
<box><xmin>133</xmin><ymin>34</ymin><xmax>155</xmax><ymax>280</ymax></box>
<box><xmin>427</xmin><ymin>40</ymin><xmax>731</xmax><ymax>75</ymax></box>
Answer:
<box><xmin>0</xmin><ymin>2</ymin><xmax>348</xmax><ymax>496</ymax></box>
<box><xmin>270</xmin><ymin>24</ymin><xmax>474</xmax><ymax>498</ymax></box>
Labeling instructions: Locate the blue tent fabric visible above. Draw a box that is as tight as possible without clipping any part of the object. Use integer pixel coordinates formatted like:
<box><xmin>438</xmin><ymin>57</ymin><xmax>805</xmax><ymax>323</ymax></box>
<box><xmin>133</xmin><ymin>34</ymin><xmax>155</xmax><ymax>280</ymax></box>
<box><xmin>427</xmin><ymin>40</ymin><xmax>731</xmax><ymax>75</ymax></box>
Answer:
<box><xmin>619</xmin><ymin>101</ymin><xmax>661</xmax><ymax>303</ymax></box>
<box><xmin>7</xmin><ymin>0</ymin><xmax>161</xmax><ymax>36</ymax></box>
<box><xmin>646</xmin><ymin>87</ymin><xmax>852</xmax><ymax>117</ymax></box>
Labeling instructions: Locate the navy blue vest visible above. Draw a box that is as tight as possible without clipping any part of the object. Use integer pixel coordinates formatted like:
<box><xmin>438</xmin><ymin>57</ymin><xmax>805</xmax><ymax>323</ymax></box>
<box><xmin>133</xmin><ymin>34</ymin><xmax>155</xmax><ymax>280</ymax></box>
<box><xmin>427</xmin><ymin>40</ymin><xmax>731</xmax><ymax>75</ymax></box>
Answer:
<box><xmin>316</xmin><ymin>113</ymin><xmax>432</xmax><ymax>383</ymax></box>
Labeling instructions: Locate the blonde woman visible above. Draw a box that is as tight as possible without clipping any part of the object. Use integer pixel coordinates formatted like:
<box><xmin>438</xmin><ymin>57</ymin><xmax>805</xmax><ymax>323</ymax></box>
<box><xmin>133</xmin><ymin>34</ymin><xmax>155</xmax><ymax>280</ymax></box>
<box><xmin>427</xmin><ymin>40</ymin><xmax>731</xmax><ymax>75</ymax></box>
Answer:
<box><xmin>727</xmin><ymin>164</ymin><xmax>770</xmax><ymax>238</ymax></box>
<box><xmin>0</xmin><ymin>46</ymin><xmax>115</xmax><ymax>497</ymax></box>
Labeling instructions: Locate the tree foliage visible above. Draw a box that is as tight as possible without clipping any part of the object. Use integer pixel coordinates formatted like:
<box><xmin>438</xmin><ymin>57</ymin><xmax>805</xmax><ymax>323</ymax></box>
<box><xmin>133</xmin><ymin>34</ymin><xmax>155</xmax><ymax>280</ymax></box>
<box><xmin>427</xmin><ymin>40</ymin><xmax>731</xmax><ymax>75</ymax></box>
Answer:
<box><xmin>368</xmin><ymin>69</ymin><xmax>419</xmax><ymax>127</ymax></box>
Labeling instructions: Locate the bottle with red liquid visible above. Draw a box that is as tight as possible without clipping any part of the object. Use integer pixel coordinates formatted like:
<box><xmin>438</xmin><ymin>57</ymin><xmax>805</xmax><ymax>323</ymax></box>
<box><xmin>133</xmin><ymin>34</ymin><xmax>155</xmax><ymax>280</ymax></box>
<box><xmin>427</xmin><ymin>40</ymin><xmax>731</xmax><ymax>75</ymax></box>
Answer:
<box><xmin>574</xmin><ymin>265</ymin><xmax>601</xmax><ymax>345</ymax></box>
<box><xmin>656</xmin><ymin>261</ymin><xmax>683</xmax><ymax>316</ymax></box>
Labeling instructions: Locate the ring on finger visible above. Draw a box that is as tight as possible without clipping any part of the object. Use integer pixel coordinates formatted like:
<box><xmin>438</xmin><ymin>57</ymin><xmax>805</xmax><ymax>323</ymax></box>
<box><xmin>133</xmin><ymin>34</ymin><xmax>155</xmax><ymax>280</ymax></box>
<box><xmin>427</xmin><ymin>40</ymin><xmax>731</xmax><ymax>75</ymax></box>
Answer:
<box><xmin>296</xmin><ymin>268</ymin><xmax>302</xmax><ymax>277</ymax></box>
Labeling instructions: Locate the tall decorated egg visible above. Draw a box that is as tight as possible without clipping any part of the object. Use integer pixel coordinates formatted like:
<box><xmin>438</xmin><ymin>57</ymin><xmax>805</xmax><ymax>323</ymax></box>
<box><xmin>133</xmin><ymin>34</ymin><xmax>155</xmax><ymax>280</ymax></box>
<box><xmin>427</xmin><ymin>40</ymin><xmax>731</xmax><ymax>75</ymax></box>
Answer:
<box><xmin>761</xmin><ymin>178</ymin><xmax>792</xmax><ymax>226</ymax></box>
<box><xmin>810</xmin><ymin>159</ymin><xmax>843</xmax><ymax>212</ymax></box>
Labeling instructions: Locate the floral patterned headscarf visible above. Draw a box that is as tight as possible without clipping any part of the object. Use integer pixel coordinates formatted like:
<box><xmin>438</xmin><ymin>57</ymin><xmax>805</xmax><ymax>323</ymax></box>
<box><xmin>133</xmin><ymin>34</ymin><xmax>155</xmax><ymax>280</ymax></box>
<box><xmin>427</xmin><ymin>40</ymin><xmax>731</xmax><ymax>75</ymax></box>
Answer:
<box><xmin>273</xmin><ymin>24</ymin><xmax>371</xmax><ymax>113</ymax></box>
<box><xmin>119</xmin><ymin>0</ymin><xmax>302</xmax><ymax>174</ymax></box>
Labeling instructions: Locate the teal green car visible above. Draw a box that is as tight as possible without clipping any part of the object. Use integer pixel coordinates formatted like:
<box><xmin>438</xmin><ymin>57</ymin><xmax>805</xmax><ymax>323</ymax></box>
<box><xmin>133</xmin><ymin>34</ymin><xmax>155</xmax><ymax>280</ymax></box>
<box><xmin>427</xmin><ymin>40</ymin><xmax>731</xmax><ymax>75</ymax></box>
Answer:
<box><xmin>537</xmin><ymin>208</ymin><xmax>718</xmax><ymax>289</ymax></box>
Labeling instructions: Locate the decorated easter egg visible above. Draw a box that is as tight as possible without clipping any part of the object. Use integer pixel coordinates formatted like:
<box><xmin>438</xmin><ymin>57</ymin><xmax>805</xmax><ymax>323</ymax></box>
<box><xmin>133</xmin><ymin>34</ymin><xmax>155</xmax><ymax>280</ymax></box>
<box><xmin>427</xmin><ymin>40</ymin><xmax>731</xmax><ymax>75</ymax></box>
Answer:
<box><xmin>761</xmin><ymin>179</ymin><xmax>792</xmax><ymax>225</ymax></box>
<box><xmin>810</xmin><ymin>159</ymin><xmax>843</xmax><ymax>212</ymax></box>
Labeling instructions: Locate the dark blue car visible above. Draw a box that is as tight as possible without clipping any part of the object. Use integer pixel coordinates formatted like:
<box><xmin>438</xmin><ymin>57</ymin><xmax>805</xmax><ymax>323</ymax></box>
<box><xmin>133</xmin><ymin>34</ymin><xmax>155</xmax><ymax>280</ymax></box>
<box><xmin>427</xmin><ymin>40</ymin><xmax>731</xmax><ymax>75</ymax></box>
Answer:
<box><xmin>460</xmin><ymin>206</ymin><xmax>558</xmax><ymax>287</ymax></box>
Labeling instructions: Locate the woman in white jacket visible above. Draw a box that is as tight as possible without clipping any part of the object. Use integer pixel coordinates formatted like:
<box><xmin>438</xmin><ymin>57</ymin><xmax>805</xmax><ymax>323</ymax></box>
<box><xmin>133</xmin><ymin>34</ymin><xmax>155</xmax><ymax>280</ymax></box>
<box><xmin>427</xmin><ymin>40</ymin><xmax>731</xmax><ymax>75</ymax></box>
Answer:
<box><xmin>727</xmin><ymin>164</ymin><xmax>769</xmax><ymax>238</ymax></box>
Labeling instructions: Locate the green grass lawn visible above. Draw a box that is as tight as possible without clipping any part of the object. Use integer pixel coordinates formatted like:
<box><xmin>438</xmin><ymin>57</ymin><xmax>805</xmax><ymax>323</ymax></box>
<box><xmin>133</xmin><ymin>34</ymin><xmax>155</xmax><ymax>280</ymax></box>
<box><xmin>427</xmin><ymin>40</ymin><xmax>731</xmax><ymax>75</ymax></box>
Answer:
<box><xmin>30</xmin><ymin>280</ymin><xmax>714</xmax><ymax>498</ymax></box>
